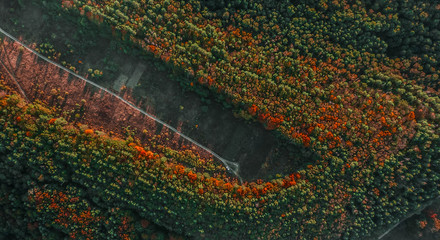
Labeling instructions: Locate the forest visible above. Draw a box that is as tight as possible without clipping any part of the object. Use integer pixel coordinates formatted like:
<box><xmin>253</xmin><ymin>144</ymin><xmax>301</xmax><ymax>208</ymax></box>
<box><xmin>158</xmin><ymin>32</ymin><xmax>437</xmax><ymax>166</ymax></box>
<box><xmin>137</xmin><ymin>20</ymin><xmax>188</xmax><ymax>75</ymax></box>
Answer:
<box><xmin>1</xmin><ymin>0</ymin><xmax>440</xmax><ymax>239</ymax></box>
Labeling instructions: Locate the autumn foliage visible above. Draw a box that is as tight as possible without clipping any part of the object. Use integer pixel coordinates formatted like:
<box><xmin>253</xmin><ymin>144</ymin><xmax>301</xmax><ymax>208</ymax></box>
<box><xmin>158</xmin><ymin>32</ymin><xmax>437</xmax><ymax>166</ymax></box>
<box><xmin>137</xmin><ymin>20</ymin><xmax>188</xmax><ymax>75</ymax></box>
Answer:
<box><xmin>2</xmin><ymin>0</ymin><xmax>440</xmax><ymax>239</ymax></box>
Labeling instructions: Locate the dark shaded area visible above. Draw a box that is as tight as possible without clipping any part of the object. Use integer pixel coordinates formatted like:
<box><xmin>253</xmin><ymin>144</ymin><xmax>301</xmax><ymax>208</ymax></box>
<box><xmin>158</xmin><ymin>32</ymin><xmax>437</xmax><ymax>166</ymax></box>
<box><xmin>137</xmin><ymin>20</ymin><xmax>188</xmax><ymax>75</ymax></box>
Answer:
<box><xmin>380</xmin><ymin>198</ymin><xmax>440</xmax><ymax>240</ymax></box>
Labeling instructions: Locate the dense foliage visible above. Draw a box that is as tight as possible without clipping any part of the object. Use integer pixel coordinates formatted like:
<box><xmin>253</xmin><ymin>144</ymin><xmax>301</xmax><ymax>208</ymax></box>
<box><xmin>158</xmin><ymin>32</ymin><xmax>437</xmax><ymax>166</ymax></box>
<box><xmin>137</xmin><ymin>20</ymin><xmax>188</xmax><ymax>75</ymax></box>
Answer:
<box><xmin>0</xmin><ymin>79</ymin><xmax>306</xmax><ymax>239</ymax></box>
<box><xmin>0</xmin><ymin>81</ymin><xmax>188</xmax><ymax>240</ymax></box>
<box><xmin>2</xmin><ymin>0</ymin><xmax>440</xmax><ymax>239</ymax></box>
<box><xmin>64</xmin><ymin>0</ymin><xmax>440</xmax><ymax>156</ymax></box>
